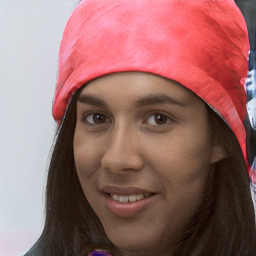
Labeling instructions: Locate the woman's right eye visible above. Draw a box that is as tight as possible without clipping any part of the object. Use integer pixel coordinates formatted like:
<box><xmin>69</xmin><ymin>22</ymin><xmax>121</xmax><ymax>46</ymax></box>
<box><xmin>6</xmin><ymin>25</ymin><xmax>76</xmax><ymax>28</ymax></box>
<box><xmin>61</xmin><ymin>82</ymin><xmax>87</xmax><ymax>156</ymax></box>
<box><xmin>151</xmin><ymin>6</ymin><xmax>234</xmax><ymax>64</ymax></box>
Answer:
<box><xmin>83</xmin><ymin>113</ymin><xmax>111</xmax><ymax>125</ymax></box>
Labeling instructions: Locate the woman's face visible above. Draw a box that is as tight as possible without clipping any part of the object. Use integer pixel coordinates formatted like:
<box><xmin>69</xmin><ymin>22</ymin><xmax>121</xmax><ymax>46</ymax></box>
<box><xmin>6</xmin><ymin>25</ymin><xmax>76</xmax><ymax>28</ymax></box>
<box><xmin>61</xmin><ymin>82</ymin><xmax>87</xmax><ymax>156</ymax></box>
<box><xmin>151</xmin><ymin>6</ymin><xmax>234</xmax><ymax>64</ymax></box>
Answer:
<box><xmin>74</xmin><ymin>72</ymin><xmax>221</xmax><ymax>255</ymax></box>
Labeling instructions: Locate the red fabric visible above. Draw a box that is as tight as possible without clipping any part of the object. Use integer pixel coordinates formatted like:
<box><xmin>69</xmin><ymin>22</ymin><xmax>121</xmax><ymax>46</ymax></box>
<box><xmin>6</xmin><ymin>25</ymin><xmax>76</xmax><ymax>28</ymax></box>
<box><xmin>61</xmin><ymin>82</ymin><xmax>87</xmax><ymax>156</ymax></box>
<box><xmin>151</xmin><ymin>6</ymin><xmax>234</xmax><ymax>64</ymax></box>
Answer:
<box><xmin>53</xmin><ymin>0</ymin><xmax>250</xmax><ymax>171</ymax></box>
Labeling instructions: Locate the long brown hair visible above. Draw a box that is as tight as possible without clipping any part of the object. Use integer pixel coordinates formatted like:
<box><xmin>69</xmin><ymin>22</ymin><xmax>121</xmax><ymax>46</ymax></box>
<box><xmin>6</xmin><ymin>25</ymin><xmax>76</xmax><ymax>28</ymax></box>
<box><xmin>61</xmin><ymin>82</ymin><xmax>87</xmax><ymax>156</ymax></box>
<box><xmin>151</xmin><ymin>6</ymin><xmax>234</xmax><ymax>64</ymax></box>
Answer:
<box><xmin>35</xmin><ymin>88</ymin><xmax>256</xmax><ymax>256</ymax></box>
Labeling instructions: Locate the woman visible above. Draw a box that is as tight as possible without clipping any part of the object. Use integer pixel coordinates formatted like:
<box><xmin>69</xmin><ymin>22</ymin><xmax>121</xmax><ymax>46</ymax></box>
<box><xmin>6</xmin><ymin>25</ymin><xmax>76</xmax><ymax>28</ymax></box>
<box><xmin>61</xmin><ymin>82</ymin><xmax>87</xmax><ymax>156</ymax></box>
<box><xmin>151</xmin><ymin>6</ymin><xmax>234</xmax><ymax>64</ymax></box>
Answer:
<box><xmin>25</xmin><ymin>0</ymin><xmax>256</xmax><ymax>255</ymax></box>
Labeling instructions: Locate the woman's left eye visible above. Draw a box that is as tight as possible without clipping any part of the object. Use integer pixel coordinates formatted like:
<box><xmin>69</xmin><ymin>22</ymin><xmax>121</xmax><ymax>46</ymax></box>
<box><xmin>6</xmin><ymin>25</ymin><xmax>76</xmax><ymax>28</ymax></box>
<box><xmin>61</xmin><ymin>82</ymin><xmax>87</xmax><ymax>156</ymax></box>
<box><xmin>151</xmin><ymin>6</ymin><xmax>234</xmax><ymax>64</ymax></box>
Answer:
<box><xmin>146</xmin><ymin>113</ymin><xmax>171</xmax><ymax>126</ymax></box>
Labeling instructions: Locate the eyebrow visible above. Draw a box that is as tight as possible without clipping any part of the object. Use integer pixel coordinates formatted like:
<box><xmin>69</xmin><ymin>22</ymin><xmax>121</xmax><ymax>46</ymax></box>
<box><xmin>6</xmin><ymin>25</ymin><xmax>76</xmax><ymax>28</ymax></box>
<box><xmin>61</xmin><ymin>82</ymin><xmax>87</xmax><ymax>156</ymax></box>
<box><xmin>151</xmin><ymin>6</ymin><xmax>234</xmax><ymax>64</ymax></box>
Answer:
<box><xmin>78</xmin><ymin>93</ymin><xmax>188</xmax><ymax>108</ymax></box>
<box><xmin>134</xmin><ymin>94</ymin><xmax>188</xmax><ymax>108</ymax></box>
<box><xmin>78</xmin><ymin>95</ymin><xmax>109</xmax><ymax>109</ymax></box>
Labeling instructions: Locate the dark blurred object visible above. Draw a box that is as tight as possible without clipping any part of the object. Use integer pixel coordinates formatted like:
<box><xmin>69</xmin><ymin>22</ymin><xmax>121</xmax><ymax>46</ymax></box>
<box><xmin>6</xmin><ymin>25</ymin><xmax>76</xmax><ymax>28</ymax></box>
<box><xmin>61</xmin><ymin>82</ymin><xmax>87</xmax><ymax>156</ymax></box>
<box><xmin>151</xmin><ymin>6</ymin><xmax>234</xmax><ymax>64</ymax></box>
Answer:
<box><xmin>235</xmin><ymin>0</ymin><xmax>256</xmax><ymax>165</ymax></box>
<box><xmin>236</xmin><ymin>0</ymin><xmax>256</xmax><ymax>51</ymax></box>
<box><xmin>236</xmin><ymin>0</ymin><xmax>256</xmax><ymax>166</ymax></box>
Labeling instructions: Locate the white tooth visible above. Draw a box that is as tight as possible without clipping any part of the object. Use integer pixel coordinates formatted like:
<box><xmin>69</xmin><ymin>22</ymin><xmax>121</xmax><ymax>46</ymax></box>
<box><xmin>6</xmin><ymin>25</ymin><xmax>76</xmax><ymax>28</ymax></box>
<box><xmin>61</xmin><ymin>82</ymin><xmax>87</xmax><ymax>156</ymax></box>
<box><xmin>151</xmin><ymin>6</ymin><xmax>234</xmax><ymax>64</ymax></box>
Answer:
<box><xmin>113</xmin><ymin>194</ymin><xmax>119</xmax><ymax>201</ymax></box>
<box><xmin>136</xmin><ymin>194</ymin><xmax>144</xmax><ymax>200</ymax></box>
<box><xmin>128</xmin><ymin>194</ymin><xmax>137</xmax><ymax>202</ymax></box>
<box><xmin>119</xmin><ymin>195</ymin><xmax>129</xmax><ymax>203</ymax></box>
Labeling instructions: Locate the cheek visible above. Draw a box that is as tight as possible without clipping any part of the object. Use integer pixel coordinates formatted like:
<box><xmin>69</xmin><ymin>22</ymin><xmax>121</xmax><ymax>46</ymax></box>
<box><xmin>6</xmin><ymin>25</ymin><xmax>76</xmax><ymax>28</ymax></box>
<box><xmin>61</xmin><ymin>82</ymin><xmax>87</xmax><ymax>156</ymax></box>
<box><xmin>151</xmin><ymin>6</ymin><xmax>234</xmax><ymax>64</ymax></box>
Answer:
<box><xmin>73</xmin><ymin>128</ymin><xmax>103</xmax><ymax>178</ymax></box>
<box><xmin>145</xmin><ymin>124</ymin><xmax>213</xmax><ymax>185</ymax></box>
<box><xmin>143</xmin><ymin>127</ymin><xmax>212</xmax><ymax>227</ymax></box>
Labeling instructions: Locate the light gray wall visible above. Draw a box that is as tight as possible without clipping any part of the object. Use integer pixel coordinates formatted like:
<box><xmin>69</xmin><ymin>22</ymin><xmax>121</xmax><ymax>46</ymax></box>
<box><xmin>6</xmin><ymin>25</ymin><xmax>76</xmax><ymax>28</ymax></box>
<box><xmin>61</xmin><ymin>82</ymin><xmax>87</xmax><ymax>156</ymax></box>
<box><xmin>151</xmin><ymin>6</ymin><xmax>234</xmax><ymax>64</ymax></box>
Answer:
<box><xmin>0</xmin><ymin>1</ymin><xmax>79</xmax><ymax>255</ymax></box>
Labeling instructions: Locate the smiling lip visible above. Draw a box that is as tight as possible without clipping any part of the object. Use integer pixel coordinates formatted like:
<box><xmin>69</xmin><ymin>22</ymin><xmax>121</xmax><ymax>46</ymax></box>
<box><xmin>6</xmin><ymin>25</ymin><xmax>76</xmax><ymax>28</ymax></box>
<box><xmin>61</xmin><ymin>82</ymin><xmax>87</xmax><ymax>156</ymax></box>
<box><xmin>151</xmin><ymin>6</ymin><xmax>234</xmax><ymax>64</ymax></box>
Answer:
<box><xmin>102</xmin><ymin>186</ymin><xmax>156</xmax><ymax>217</ymax></box>
<box><xmin>103</xmin><ymin>185</ymin><xmax>154</xmax><ymax>195</ymax></box>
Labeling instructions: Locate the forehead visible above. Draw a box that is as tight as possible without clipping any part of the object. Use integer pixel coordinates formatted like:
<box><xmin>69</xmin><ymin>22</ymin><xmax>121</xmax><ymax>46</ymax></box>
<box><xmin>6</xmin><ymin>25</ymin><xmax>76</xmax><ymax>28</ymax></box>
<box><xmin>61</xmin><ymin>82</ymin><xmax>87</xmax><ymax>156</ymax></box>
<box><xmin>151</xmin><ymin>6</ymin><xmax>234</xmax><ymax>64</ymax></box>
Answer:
<box><xmin>79</xmin><ymin>72</ymin><xmax>202</xmax><ymax>107</ymax></box>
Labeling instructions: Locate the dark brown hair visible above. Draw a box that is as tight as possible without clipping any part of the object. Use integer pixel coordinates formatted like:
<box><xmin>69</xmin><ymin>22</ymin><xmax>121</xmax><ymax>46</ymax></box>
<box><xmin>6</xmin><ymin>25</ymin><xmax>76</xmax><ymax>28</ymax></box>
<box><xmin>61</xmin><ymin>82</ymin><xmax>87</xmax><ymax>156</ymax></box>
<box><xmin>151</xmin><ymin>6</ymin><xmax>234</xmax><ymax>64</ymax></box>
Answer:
<box><xmin>34</xmin><ymin>88</ymin><xmax>256</xmax><ymax>256</ymax></box>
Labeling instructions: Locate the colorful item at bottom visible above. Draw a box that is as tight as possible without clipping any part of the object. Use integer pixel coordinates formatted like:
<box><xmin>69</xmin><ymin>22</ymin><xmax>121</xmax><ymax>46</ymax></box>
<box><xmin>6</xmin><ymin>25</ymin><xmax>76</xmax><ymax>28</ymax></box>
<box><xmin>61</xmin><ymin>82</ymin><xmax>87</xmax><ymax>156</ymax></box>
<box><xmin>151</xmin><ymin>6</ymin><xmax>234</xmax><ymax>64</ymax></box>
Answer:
<box><xmin>88</xmin><ymin>249</ymin><xmax>113</xmax><ymax>256</ymax></box>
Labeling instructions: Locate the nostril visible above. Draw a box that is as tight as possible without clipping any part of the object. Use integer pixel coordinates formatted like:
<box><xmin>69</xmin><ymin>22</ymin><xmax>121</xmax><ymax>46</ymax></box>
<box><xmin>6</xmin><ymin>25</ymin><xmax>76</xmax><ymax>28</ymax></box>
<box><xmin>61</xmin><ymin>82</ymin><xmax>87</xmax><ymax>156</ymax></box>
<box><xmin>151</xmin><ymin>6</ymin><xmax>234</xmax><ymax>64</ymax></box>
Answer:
<box><xmin>101</xmin><ymin>153</ymin><xmax>144</xmax><ymax>173</ymax></box>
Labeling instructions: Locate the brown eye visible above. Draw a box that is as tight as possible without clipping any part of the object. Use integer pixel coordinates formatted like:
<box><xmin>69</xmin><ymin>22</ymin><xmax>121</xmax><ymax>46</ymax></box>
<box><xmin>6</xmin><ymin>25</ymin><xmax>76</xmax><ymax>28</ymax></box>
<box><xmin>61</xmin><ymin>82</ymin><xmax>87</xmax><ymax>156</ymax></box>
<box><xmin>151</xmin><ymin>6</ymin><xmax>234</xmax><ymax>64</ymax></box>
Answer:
<box><xmin>93</xmin><ymin>114</ymin><xmax>106</xmax><ymax>123</ymax></box>
<box><xmin>147</xmin><ymin>113</ymin><xmax>171</xmax><ymax>126</ymax></box>
<box><xmin>155</xmin><ymin>114</ymin><xmax>168</xmax><ymax>124</ymax></box>
<box><xmin>85</xmin><ymin>113</ymin><xmax>110</xmax><ymax>125</ymax></box>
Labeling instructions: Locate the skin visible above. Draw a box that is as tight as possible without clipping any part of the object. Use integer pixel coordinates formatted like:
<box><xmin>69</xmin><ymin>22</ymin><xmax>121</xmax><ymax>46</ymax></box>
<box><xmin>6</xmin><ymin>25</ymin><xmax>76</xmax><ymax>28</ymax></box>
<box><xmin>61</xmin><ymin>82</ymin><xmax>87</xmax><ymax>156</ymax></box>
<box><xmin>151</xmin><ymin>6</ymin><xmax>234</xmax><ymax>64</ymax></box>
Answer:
<box><xmin>73</xmin><ymin>72</ymin><xmax>225</xmax><ymax>256</ymax></box>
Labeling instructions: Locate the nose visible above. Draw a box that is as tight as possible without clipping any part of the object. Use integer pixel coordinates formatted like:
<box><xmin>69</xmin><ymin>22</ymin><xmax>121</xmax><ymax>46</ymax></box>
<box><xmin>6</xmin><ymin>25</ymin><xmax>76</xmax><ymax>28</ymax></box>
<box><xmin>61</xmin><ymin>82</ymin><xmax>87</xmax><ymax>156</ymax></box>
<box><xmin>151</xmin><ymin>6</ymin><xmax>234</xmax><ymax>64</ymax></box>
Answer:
<box><xmin>101</xmin><ymin>126</ymin><xmax>144</xmax><ymax>173</ymax></box>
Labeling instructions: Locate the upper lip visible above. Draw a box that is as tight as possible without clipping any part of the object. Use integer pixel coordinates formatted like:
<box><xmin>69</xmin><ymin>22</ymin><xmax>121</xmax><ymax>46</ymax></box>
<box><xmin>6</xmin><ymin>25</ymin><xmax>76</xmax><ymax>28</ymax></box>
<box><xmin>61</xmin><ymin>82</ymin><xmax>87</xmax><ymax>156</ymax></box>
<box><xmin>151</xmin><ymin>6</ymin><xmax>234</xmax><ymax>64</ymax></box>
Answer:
<box><xmin>102</xmin><ymin>185</ymin><xmax>156</xmax><ymax>195</ymax></box>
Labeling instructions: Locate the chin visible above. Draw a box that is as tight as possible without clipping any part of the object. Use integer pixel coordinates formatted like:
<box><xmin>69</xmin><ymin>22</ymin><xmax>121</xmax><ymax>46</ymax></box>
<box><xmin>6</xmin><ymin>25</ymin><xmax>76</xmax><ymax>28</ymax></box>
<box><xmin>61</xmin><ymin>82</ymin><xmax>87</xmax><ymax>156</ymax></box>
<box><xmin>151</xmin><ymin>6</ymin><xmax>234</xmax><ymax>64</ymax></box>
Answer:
<box><xmin>104</xmin><ymin>225</ymin><xmax>172</xmax><ymax>255</ymax></box>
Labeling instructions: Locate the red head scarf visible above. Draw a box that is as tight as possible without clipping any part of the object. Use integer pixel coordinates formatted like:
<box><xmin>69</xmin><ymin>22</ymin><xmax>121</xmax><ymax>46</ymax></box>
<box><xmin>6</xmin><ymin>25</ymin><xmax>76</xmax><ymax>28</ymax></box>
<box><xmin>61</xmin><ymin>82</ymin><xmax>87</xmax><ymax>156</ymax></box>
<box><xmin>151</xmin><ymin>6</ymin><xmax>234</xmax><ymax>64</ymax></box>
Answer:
<box><xmin>53</xmin><ymin>0</ymin><xmax>250</xmax><ymax>170</ymax></box>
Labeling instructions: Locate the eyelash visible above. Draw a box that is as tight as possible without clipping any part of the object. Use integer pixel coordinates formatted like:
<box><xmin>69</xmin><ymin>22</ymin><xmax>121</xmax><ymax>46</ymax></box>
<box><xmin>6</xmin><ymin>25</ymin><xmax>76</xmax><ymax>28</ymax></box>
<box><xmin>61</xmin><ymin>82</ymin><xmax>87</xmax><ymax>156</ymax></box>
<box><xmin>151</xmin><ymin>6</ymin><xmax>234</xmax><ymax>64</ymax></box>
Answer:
<box><xmin>82</xmin><ymin>112</ymin><xmax>111</xmax><ymax>126</ymax></box>
<box><xmin>81</xmin><ymin>112</ymin><xmax>173</xmax><ymax>128</ymax></box>
<box><xmin>145</xmin><ymin>112</ymin><xmax>172</xmax><ymax>126</ymax></box>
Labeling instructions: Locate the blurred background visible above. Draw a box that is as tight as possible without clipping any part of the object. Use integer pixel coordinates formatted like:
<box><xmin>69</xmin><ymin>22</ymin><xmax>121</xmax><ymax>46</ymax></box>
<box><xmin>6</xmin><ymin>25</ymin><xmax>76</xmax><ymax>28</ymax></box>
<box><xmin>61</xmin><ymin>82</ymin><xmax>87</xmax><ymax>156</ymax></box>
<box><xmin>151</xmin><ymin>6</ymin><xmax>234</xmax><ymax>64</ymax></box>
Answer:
<box><xmin>0</xmin><ymin>1</ymin><xmax>78</xmax><ymax>255</ymax></box>
<box><xmin>0</xmin><ymin>1</ymin><xmax>255</xmax><ymax>256</ymax></box>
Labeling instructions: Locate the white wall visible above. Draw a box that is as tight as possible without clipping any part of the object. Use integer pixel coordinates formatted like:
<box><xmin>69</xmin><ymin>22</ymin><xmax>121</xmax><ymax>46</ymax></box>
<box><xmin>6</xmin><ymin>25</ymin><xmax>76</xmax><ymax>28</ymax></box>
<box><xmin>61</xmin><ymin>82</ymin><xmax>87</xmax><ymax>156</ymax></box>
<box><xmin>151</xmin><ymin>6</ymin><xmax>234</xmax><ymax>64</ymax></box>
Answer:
<box><xmin>0</xmin><ymin>1</ymin><xmax>79</xmax><ymax>255</ymax></box>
